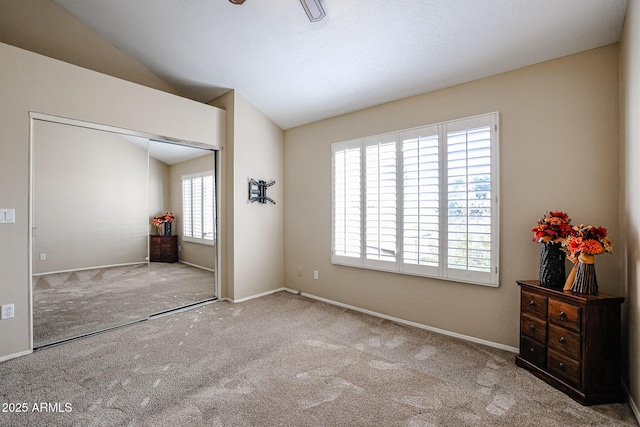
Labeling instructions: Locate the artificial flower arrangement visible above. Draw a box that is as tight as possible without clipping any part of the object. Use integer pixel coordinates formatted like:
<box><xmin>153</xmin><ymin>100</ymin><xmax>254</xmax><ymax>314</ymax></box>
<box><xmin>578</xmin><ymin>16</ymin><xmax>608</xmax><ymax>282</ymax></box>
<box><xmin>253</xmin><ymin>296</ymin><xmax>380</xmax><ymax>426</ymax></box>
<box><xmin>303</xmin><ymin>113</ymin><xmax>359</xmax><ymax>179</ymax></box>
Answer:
<box><xmin>152</xmin><ymin>212</ymin><xmax>175</xmax><ymax>229</ymax></box>
<box><xmin>530</xmin><ymin>211</ymin><xmax>613</xmax><ymax>255</ymax></box>
<box><xmin>531</xmin><ymin>211</ymin><xmax>573</xmax><ymax>244</ymax></box>
<box><xmin>531</xmin><ymin>210</ymin><xmax>612</xmax><ymax>294</ymax></box>
<box><xmin>562</xmin><ymin>224</ymin><xmax>612</xmax><ymax>294</ymax></box>
<box><xmin>564</xmin><ymin>224</ymin><xmax>613</xmax><ymax>258</ymax></box>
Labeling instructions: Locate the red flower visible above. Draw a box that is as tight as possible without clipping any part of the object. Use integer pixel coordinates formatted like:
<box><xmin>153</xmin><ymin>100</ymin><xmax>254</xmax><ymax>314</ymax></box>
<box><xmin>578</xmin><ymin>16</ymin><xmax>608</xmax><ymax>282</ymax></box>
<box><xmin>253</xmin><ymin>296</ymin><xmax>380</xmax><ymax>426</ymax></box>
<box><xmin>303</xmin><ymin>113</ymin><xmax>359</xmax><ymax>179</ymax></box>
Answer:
<box><xmin>531</xmin><ymin>211</ymin><xmax>571</xmax><ymax>242</ymax></box>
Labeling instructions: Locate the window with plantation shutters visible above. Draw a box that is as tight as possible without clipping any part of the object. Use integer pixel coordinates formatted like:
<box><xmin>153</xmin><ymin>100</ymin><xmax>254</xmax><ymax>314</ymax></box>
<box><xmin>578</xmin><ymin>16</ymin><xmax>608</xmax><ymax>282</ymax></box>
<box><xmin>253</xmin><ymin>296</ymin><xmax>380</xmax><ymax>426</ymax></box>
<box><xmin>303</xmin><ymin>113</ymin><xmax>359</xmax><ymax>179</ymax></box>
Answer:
<box><xmin>332</xmin><ymin>140</ymin><xmax>361</xmax><ymax>265</ymax></box>
<box><xmin>182</xmin><ymin>171</ymin><xmax>215</xmax><ymax>246</ymax></box>
<box><xmin>331</xmin><ymin>113</ymin><xmax>499</xmax><ymax>286</ymax></box>
<box><xmin>364</xmin><ymin>135</ymin><xmax>397</xmax><ymax>268</ymax></box>
<box><xmin>401</xmin><ymin>126</ymin><xmax>440</xmax><ymax>277</ymax></box>
<box><xmin>445</xmin><ymin>117</ymin><xmax>493</xmax><ymax>283</ymax></box>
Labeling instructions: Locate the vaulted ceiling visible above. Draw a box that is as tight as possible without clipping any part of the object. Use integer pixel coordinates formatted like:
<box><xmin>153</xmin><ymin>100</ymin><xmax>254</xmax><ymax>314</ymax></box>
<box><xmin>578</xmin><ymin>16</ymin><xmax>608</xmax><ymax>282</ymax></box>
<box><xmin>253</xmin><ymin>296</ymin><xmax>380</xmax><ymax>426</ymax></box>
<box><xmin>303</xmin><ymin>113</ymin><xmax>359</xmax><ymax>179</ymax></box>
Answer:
<box><xmin>51</xmin><ymin>0</ymin><xmax>628</xmax><ymax>129</ymax></box>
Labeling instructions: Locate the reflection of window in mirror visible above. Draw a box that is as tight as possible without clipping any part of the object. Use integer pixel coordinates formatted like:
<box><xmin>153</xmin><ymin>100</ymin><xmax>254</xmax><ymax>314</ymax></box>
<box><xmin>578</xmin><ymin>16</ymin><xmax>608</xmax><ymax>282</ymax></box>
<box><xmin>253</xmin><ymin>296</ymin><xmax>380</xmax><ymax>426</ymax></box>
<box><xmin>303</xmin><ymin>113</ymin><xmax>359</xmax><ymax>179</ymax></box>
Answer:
<box><xmin>182</xmin><ymin>171</ymin><xmax>215</xmax><ymax>245</ymax></box>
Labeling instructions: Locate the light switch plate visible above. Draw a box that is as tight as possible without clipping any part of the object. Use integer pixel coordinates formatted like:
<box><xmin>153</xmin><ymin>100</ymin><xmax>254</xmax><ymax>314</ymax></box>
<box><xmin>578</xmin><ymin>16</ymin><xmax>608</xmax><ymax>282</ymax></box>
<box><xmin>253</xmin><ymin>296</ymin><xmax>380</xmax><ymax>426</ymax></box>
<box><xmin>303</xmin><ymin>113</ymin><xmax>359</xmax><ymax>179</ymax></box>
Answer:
<box><xmin>0</xmin><ymin>209</ymin><xmax>15</xmax><ymax>223</ymax></box>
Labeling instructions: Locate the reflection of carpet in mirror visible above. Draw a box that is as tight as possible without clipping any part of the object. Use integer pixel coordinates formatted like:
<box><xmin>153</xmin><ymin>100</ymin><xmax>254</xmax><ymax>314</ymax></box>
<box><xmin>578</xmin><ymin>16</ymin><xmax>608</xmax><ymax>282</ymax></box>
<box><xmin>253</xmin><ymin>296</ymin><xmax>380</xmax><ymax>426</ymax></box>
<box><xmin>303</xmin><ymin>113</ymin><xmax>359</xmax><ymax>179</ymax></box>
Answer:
<box><xmin>33</xmin><ymin>263</ymin><xmax>215</xmax><ymax>346</ymax></box>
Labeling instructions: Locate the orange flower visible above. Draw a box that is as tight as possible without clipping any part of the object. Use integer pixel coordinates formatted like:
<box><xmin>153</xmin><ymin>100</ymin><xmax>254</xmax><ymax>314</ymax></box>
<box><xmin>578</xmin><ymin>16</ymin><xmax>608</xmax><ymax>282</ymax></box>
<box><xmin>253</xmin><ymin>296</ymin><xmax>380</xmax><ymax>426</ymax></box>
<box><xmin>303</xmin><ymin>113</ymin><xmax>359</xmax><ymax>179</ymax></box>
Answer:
<box><xmin>566</xmin><ymin>236</ymin><xmax>583</xmax><ymax>255</ymax></box>
<box><xmin>582</xmin><ymin>239</ymin><xmax>604</xmax><ymax>255</ymax></box>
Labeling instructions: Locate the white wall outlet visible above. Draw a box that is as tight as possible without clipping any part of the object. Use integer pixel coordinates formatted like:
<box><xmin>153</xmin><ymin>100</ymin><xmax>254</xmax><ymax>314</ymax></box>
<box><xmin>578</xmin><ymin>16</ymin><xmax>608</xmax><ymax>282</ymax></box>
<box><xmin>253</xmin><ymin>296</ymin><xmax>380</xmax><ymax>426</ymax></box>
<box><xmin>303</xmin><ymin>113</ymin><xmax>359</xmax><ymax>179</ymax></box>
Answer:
<box><xmin>1</xmin><ymin>304</ymin><xmax>15</xmax><ymax>319</ymax></box>
<box><xmin>297</xmin><ymin>267</ymin><xmax>303</xmax><ymax>276</ymax></box>
<box><xmin>39</xmin><ymin>253</ymin><xmax>46</xmax><ymax>261</ymax></box>
<box><xmin>313</xmin><ymin>270</ymin><xmax>319</xmax><ymax>280</ymax></box>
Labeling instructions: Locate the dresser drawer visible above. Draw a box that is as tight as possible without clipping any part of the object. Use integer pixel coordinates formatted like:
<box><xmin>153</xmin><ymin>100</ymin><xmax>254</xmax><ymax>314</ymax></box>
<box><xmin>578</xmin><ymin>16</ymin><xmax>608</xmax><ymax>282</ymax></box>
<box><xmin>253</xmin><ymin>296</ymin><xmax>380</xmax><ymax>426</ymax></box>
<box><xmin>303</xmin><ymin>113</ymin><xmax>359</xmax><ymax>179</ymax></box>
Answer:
<box><xmin>520</xmin><ymin>335</ymin><xmax>547</xmax><ymax>367</ymax></box>
<box><xmin>548</xmin><ymin>323</ymin><xmax>580</xmax><ymax>359</ymax></box>
<box><xmin>548</xmin><ymin>299</ymin><xmax>581</xmax><ymax>332</ymax></box>
<box><xmin>548</xmin><ymin>348</ymin><xmax>580</xmax><ymax>388</ymax></box>
<box><xmin>521</xmin><ymin>313</ymin><xmax>547</xmax><ymax>343</ymax></box>
<box><xmin>521</xmin><ymin>290</ymin><xmax>547</xmax><ymax>319</ymax></box>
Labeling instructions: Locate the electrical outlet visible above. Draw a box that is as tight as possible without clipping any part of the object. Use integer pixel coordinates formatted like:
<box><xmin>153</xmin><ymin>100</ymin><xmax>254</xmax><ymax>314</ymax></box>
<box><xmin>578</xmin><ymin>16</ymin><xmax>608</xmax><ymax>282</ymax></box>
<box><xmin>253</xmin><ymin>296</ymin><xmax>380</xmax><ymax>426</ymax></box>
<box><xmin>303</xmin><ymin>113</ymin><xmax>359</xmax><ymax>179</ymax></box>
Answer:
<box><xmin>1</xmin><ymin>304</ymin><xmax>14</xmax><ymax>320</ymax></box>
<box><xmin>39</xmin><ymin>253</ymin><xmax>46</xmax><ymax>261</ymax></box>
<box><xmin>297</xmin><ymin>267</ymin><xmax>303</xmax><ymax>276</ymax></box>
<box><xmin>313</xmin><ymin>270</ymin><xmax>319</xmax><ymax>280</ymax></box>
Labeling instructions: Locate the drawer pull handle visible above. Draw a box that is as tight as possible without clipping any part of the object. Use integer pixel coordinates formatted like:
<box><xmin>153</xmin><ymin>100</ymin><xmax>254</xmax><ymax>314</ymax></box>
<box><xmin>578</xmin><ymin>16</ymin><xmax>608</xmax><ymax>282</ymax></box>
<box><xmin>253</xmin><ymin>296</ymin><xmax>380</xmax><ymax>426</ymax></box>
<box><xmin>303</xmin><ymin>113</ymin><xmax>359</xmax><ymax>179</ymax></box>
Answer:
<box><xmin>530</xmin><ymin>324</ymin><xmax>535</xmax><ymax>331</ymax></box>
<box><xmin>529</xmin><ymin>300</ymin><xmax>535</xmax><ymax>307</ymax></box>
<box><xmin>559</xmin><ymin>362</ymin><xmax>565</xmax><ymax>369</ymax></box>
<box><xmin>559</xmin><ymin>337</ymin><xmax>566</xmax><ymax>343</ymax></box>
<box><xmin>559</xmin><ymin>311</ymin><xmax>566</xmax><ymax>320</ymax></box>
<box><xmin>529</xmin><ymin>347</ymin><xmax>535</xmax><ymax>353</ymax></box>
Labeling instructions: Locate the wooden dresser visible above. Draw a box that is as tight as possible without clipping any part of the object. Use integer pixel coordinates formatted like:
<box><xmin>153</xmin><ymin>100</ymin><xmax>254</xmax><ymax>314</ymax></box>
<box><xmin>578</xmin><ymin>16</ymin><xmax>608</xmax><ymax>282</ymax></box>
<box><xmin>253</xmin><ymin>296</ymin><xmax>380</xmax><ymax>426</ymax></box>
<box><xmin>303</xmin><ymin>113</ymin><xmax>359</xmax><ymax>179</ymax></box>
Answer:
<box><xmin>515</xmin><ymin>280</ymin><xmax>624</xmax><ymax>405</ymax></box>
<box><xmin>150</xmin><ymin>235</ymin><xmax>178</xmax><ymax>263</ymax></box>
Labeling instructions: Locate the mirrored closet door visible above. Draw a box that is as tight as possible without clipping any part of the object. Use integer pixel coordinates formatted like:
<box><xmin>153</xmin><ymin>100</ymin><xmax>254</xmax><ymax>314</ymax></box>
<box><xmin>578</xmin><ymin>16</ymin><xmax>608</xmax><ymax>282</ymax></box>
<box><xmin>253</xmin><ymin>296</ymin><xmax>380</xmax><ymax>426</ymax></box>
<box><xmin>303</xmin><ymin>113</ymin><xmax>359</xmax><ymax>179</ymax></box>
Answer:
<box><xmin>31</xmin><ymin>118</ymin><xmax>218</xmax><ymax>348</ymax></box>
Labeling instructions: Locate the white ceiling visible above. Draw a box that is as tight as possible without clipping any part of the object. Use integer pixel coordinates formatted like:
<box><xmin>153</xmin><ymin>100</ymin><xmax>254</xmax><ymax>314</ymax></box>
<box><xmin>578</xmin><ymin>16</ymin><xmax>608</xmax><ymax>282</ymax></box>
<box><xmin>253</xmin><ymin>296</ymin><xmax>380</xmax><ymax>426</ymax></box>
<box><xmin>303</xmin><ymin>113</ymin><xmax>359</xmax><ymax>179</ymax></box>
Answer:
<box><xmin>51</xmin><ymin>0</ymin><xmax>628</xmax><ymax>130</ymax></box>
<box><xmin>123</xmin><ymin>134</ymin><xmax>213</xmax><ymax>165</ymax></box>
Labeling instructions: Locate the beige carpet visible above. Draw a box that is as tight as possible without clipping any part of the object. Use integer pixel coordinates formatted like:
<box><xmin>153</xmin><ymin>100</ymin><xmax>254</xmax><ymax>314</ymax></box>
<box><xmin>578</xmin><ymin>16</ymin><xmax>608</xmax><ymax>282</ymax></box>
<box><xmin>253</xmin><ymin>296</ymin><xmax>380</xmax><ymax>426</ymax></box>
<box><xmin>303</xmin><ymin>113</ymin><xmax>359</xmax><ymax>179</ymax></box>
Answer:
<box><xmin>1</xmin><ymin>291</ymin><xmax>637</xmax><ymax>426</ymax></box>
<box><xmin>33</xmin><ymin>263</ymin><xmax>215</xmax><ymax>347</ymax></box>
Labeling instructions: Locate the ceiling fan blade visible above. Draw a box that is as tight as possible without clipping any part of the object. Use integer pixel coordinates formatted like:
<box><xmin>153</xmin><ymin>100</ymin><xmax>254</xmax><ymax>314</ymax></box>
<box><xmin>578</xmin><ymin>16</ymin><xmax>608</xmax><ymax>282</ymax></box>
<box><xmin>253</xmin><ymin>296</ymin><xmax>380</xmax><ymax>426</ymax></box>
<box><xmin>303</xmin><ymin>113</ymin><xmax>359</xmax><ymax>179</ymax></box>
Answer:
<box><xmin>228</xmin><ymin>0</ymin><xmax>326</xmax><ymax>22</ymax></box>
<box><xmin>299</xmin><ymin>0</ymin><xmax>326</xmax><ymax>22</ymax></box>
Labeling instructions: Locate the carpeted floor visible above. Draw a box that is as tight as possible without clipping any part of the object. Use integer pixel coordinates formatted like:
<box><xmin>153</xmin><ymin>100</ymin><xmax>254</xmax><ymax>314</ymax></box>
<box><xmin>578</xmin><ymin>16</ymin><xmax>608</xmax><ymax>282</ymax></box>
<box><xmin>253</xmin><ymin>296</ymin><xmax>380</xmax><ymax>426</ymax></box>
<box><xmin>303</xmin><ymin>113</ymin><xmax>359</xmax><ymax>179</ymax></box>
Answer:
<box><xmin>33</xmin><ymin>263</ymin><xmax>215</xmax><ymax>347</ymax></box>
<box><xmin>1</xmin><ymin>291</ymin><xmax>637</xmax><ymax>426</ymax></box>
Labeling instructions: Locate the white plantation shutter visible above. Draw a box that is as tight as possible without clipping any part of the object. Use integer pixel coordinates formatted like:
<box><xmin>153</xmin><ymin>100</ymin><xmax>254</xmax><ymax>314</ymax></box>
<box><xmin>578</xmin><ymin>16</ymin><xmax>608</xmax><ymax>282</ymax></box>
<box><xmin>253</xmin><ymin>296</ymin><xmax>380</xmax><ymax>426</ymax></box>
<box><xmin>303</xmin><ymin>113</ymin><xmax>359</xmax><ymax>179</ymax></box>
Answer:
<box><xmin>364</xmin><ymin>135</ymin><xmax>397</xmax><ymax>269</ymax></box>
<box><xmin>203</xmin><ymin>175</ymin><xmax>215</xmax><ymax>240</ymax></box>
<box><xmin>182</xmin><ymin>179</ymin><xmax>192</xmax><ymax>237</ymax></box>
<box><xmin>331</xmin><ymin>113</ymin><xmax>498</xmax><ymax>286</ymax></box>
<box><xmin>332</xmin><ymin>140</ymin><xmax>362</xmax><ymax>265</ymax></box>
<box><xmin>192</xmin><ymin>178</ymin><xmax>203</xmax><ymax>237</ymax></box>
<box><xmin>182</xmin><ymin>172</ymin><xmax>215</xmax><ymax>245</ymax></box>
<box><xmin>401</xmin><ymin>126</ymin><xmax>440</xmax><ymax>276</ymax></box>
<box><xmin>445</xmin><ymin>115</ymin><xmax>497</xmax><ymax>285</ymax></box>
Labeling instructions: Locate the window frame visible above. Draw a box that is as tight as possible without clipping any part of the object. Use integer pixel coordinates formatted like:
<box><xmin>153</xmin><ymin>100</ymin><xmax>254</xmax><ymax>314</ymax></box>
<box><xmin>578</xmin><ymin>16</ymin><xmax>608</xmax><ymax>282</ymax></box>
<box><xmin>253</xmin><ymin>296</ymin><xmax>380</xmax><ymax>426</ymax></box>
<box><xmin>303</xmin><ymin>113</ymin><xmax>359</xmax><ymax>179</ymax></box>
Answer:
<box><xmin>182</xmin><ymin>170</ymin><xmax>216</xmax><ymax>247</ymax></box>
<box><xmin>331</xmin><ymin>112</ymin><xmax>499</xmax><ymax>287</ymax></box>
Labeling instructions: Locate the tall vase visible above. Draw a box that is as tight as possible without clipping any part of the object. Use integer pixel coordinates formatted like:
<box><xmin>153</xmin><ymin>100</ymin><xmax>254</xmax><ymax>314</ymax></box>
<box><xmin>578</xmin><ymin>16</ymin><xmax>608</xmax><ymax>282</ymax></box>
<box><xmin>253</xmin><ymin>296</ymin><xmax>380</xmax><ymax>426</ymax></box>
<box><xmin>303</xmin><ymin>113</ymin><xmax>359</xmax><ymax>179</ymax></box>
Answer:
<box><xmin>539</xmin><ymin>242</ymin><xmax>566</xmax><ymax>289</ymax></box>
<box><xmin>563</xmin><ymin>258</ymin><xmax>577</xmax><ymax>291</ymax></box>
<box><xmin>571</xmin><ymin>253</ymin><xmax>598</xmax><ymax>295</ymax></box>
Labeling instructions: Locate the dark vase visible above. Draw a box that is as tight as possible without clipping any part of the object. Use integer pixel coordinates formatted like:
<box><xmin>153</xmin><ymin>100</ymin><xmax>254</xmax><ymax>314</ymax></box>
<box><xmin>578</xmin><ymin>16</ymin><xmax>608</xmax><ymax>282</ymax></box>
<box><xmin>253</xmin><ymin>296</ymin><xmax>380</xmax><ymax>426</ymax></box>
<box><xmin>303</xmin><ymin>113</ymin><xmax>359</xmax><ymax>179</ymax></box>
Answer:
<box><xmin>163</xmin><ymin>222</ymin><xmax>172</xmax><ymax>236</ymax></box>
<box><xmin>571</xmin><ymin>254</ymin><xmax>598</xmax><ymax>295</ymax></box>
<box><xmin>539</xmin><ymin>242</ymin><xmax>565</xmax><ymax>289</ymax></box>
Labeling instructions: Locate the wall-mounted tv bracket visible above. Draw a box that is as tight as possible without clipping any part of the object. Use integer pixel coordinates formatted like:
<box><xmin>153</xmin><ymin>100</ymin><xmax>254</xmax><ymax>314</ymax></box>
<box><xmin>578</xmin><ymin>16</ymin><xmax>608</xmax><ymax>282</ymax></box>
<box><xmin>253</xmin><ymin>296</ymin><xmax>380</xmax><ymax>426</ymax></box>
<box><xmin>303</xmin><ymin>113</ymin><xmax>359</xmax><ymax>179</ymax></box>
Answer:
<box><xmin>248</xmin><ymin>178</ymin><xmax>276</xmax><ymax>205</ymax></box>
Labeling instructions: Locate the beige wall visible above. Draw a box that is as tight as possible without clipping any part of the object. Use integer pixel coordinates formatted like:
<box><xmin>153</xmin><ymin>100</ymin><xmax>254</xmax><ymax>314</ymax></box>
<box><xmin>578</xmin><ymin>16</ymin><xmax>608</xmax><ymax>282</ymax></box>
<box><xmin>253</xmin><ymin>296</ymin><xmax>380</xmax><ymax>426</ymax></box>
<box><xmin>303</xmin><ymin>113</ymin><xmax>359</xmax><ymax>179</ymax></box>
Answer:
<box><xmin>149</xmin><ymin>157</ymin><xmax>171</xmax><ymax>236</ymax></box>
<box><xmin>621</xmin><ymin>0</ymin><xmax>640</xmax><ymax>415</ymax></box>
<box><xmin>284</xmin><ymin>45</ymin><xmax>620</xmax><ymax>350</ymax></box>
<box><xmin>0</xmin><ymin>0</ymin><xmax>180</xmax><ymax>97</ymax></box>
<box><xmin>32</xmin><ymin>121</ymin><xmax>149</xmax><ymax>274</ymax></box>
<box><xmin>210</xmin><ymin>92</ymin><xmax>235</xmax><ymax>300</ymax></box>
<box><xmin>169</xmin><ymin>154</ymin><xmax>217</xmax><ymax>270</ymax></box>
<box><xmin>211</xmin><ymin>91</ymin><xmax>285</xmax><ymax>301</ymax></box>
<box><xmin>0</xmin><ymin>42</ymin><xmax>225</xmax><ymax>360</ymax></box>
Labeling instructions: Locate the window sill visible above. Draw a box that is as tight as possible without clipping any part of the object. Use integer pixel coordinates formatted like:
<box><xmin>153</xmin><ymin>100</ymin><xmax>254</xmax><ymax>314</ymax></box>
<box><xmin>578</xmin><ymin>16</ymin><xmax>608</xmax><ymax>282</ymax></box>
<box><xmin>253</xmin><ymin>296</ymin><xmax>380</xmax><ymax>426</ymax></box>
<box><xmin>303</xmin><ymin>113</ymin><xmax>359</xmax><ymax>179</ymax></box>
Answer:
<box><xmin>182</xmin><ymin>236</ymin><xmax>215</xmax><ymax>247</ymax></box>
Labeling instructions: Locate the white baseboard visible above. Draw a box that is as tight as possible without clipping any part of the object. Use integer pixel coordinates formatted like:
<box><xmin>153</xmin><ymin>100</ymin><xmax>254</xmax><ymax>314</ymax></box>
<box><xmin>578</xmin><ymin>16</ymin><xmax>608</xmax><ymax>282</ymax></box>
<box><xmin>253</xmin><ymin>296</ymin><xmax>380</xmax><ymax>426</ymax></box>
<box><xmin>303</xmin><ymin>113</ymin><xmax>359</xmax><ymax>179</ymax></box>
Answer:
<box><xmin>221</xmin><ymin>287</ymin><xmax>294</xmax><ymax>303</ymax></box>
<box><xmin>33</xmin><ymin>262</ymin><xmax>147</xmax><ymax>276</ymax></box>
<box><xmin>288</xmin><ymin>288</ymin><xmax>519</xmax><ymax>354</ymax></box>
<box><xmin>623</xmin><ymin>381</ymin><xmax>640</xmax><ymax>423</ymax></box>
<box><xmin>178</xmin><ymin>260</ymin><xmax>215</xmax><ymax>272</ymax></box>
<box><xmin>0</xmin><ymin>349</ymin><xmax>32</xmax><ymax>363</ymax></box>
